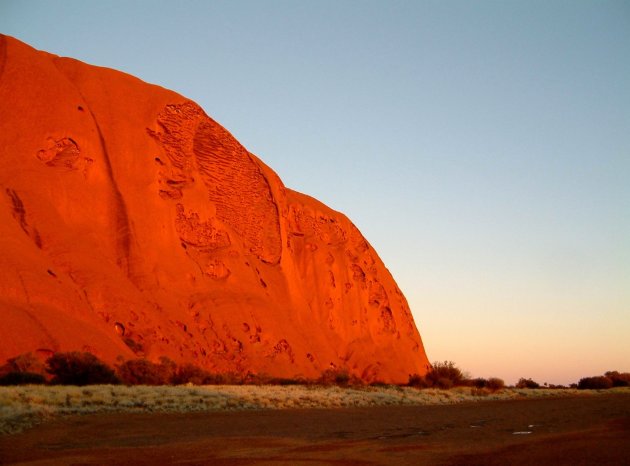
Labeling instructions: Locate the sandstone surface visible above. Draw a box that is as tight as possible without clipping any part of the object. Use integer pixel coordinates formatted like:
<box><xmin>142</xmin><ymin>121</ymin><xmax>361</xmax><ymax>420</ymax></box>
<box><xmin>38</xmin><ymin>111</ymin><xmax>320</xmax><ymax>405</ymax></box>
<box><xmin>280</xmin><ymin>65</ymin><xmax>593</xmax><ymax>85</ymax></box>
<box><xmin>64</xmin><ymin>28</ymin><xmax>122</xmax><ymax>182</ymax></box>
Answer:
<box><xmin>0</xmin><ymin>35</ymin><xmax>429</xmax><ymax>383</ymax></box>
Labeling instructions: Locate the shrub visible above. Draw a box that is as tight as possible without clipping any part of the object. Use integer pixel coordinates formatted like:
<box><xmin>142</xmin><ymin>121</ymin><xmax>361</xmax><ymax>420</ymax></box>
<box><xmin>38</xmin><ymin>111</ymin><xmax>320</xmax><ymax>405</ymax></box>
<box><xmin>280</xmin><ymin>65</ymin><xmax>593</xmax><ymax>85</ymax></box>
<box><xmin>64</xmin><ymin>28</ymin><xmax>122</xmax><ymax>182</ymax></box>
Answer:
<box><xmin>0</xmin><ymin>371</ymin><xmax>46</xmax><ymax>385</ymax></box>
<box><xmin>117</xmin><ymin>359</ymin><xmax>173</xmax><ymax>385</ymax></box>
<box><xmin>467</xmin><ymin>377</ymin><xmax>503</xmax><ymax>391</ymax></box>
<box><xmin>471</xmin><ymin>377</ymin><xmax>488</xmax><ymax>388</ymax></box>
<box><xmin>0</xmin><ymin>352</ymin><xmax>48</xmax><ymax>385</ymax></box>
<box><xmin>486</xmin><ymin>377</ymin><xmax>505</xmax><ymax>391</ymax></box>
<box><xmin>242</xmin><ymin>372</ymin><xmax>270</xmax><ymax>385</ymax></box>
<box><xmin>408</xmin><ymin>363</ymin><xmax>472</xmax><ymax>389</ymax></box>
<box><xmin>1</xmin><ymin>352</ymin><xmax>47</xmax><ymax>377</ymax></box>
<box><xmin>46</xmin><ymin>352</ymin><xmax>119</xmax><ymax>385</ymax></box>
<box><xmin>408</xmin><ymin>373</ymin><xmax>426</xmax><ymax>387</ymax></box>
<box><xmin>516</xmin><ymin>378</ymin><xmax>540</xmax><ymax>389</ymax></box>
<box><xmin>369</xmin><ymin>380</ymin><xmax>389</xmax><ymax>388</ymax></box>
<box><xmin>434</xmin><ymin>377</ymin><xmax>454</xmax><ymax>389</ymax></box>
<box><xmin>578</xmin><ymin>376</ymin><xmax>613</xmax><ymax>390</ymax></box>
<box><xmin>241</xmin><ymin>372</ymin><xmax>308</xmax><ymax>385</ymax></box>
<box><xmin>172</xmin><ymin>363</ymin><xmax>221</xmax><ymax>385</ymax></box>
<box><xmin>157</xmin><ymin>356</ymin><xmax>178</xmax><ymax>380</ymax></box>
<box><xmin>334</xmin><ymin>371</ymin><xmax>351</xmax><ymax>386</ymax></box>
<box><xmin>604</xmin><ymin>371</ymin><xmax>630</xmax><ymax>387</ymax></box>
<box><xmin>269</xmin><ymin>377</ymin><xmax>305</xmax><ymax>385</ymax></box>
<box><xmin>217</xmin><ymin>372</ymin><xmax>246</xmax><ymax>385</ymax></box>
<box><xmin>425</xmin><ymin>361</ymin><xmax>466</xmax><ymax>388</ymax></box>
<box><xmin>116</xmin><ymin>358</ymin><xmax>230</xmax><ymax>386</ymax></box>
<box><xmin>318</xmin><ymin>368</ymin><xmax>357</xmax><ymax>386</ymax></box>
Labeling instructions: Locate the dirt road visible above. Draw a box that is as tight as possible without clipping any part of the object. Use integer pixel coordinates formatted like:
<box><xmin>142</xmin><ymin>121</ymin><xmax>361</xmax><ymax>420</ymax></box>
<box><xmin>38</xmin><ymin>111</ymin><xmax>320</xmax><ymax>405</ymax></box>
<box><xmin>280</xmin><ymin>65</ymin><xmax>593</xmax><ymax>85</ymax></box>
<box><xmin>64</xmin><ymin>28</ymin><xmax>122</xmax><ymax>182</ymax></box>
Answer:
<box><xmin>1</xmin><ymin>393</ymin><xmax>629</xmax><ymax>465</ymax></box>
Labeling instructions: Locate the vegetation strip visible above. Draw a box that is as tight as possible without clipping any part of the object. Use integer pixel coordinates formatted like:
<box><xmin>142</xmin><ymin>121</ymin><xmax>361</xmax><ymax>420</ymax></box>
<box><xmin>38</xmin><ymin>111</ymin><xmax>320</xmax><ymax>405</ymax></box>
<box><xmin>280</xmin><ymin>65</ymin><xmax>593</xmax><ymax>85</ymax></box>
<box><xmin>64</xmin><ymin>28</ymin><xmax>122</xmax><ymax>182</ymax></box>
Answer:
<box><xmin>2</xmin><ymin>385</ymin><xmax>628</xmax><ymax>435</ymax></box>
<box><xmin>2</xmin><ymin>352</ymin><xmax>628</xmax><ymax>435</ymax></box>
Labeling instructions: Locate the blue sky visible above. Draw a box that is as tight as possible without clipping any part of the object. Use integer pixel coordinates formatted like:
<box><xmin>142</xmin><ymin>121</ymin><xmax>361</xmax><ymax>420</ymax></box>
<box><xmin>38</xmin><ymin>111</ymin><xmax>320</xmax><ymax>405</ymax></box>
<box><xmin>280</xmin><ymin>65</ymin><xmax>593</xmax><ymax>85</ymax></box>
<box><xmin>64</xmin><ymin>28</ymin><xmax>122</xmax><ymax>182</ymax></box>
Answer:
<box><xmin>2</xmin><ymin>0</ymin><xmax>628</xmax><ymax>384</ymax></box>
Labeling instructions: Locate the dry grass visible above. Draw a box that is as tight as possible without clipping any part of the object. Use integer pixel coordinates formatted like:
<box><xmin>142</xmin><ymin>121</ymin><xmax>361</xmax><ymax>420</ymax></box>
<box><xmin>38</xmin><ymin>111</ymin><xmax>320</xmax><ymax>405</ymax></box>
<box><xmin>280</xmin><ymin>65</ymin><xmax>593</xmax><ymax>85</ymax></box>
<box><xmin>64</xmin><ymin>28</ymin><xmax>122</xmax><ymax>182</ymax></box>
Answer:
<box><xmin>1</xmin><ymin>384</ymin><xmax>627</xmax><ymax>435</ymax></box>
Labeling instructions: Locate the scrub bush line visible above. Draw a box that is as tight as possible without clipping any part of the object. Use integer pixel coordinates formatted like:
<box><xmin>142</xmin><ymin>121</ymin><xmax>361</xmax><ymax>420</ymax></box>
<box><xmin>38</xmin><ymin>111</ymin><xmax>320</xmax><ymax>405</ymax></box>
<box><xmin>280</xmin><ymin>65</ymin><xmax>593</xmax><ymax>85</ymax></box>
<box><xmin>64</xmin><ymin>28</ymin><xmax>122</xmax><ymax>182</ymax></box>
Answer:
<box><xmin>1</xmin><ymin>353</ymin><xmax>628</xmax><ymax>390</ymax></box>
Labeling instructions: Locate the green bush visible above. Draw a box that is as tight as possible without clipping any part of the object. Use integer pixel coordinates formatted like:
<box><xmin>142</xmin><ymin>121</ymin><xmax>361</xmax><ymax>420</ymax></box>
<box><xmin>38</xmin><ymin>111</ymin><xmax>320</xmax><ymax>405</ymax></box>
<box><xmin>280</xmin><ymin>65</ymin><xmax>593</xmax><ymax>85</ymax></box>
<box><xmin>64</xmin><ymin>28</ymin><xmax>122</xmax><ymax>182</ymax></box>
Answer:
<box><xmin>46</xmin><ymin>352</ymin><xmax>119</xmax><ymax>385</ymax></box>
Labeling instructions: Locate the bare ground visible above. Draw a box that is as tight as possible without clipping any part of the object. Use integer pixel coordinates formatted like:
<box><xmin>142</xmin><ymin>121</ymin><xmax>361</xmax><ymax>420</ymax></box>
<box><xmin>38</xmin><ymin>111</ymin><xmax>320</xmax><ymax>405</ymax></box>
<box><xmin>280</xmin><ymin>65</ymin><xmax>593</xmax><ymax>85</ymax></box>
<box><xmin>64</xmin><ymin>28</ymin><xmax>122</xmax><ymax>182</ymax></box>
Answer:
<box><xmin>1</xmin><ymin>393</ymin><xmax>629</xmax><ymax>465</ymax></box>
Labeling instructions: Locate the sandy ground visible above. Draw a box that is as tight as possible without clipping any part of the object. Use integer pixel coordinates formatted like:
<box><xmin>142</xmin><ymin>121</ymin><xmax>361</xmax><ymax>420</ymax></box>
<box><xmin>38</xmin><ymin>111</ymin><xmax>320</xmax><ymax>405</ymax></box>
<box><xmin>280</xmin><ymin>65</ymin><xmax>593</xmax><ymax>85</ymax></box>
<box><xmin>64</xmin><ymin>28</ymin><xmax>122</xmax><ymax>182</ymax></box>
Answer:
<box><xmin>1</xmin><ymin>393</ymin><xmax>629</xmax><ymax>465</ymax></box>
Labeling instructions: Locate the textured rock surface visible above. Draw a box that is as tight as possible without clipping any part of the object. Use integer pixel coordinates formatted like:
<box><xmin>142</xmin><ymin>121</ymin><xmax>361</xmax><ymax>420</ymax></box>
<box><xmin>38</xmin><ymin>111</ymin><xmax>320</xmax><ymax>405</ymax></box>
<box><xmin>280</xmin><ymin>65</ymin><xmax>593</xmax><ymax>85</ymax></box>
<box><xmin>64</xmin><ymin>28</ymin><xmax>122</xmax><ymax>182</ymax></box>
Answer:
<box><xmin>0</xmin><ymin>35</ymin><xmax>429</xmax><ymax>383</ymax></box>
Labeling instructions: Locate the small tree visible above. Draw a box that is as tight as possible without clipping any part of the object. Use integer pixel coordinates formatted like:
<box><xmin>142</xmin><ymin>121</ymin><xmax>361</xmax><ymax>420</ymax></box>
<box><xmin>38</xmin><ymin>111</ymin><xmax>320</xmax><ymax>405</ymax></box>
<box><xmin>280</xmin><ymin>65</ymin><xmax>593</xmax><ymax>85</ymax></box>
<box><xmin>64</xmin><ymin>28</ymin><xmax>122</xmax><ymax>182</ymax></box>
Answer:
<box><xmin>516</xmin><ymin>377</ymin><xmax>540</xmax><ymax>389</ymax></box>
<box><xmin>46</xmin><ymin>352</ymin><xmax>119</xmax><ymax>385</ymax></box>
<box><xmin>604</xmin><ymin>371</ymin><xmax>630</xmax><ymax>387</ymax></box>
<box><xmin>486</xmin><ymin>377</ymin><xmax>505</xmax><ymax>391</ymax></box>
<box><xmin>425</xmin><ymin>361</ymin><xmax>466</xmax><ymax>388</ymax></box>
<box><xmin>578</xmin><ymin>376</ymin><xmax>613</xmax><ymax>390</ymax></box>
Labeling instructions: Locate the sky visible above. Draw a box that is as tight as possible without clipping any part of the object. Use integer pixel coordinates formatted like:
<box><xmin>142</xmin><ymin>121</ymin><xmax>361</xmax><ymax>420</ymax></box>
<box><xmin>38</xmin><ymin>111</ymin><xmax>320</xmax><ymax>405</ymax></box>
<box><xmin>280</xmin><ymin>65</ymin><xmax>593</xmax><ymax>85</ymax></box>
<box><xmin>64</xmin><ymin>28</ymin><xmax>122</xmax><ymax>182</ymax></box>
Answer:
<box><xmin>1</xmin><ymin>0</ymin><xmax>628</xmax><ymax>385</ymax></box>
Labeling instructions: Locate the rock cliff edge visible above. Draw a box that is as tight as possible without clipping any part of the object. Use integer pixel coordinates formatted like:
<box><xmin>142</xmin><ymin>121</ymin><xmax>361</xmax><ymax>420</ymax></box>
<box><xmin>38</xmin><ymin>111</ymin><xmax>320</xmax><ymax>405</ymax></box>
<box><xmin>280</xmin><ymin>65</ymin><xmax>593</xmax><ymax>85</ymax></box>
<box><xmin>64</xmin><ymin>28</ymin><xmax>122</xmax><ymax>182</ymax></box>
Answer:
<box><xmin>0</xmin><ymin>35</ymin><xmax>429</xmax><ymax>383</ymax></box>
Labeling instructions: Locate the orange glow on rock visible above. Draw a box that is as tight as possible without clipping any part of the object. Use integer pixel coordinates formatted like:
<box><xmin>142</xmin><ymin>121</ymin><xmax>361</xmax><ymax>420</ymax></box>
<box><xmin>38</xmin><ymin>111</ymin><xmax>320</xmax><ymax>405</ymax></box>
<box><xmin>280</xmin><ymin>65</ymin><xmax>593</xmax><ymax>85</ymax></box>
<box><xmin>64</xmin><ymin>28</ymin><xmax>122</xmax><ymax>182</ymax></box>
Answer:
<box><xmin>0</xmin><ymin>35</ymin><xmax>429</xmax><ymax>383</ymax></box>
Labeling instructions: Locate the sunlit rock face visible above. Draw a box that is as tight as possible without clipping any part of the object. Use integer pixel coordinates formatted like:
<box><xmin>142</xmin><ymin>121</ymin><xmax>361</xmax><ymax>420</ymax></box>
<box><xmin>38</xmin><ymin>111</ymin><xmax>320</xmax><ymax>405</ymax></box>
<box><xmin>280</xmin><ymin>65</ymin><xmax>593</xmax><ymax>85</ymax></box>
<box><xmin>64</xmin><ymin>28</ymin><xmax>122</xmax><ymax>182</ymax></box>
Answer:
<box><xmin>0</xmin><ymin>35</ymin><xmax>429</xmax><ymax>383</ymax></box>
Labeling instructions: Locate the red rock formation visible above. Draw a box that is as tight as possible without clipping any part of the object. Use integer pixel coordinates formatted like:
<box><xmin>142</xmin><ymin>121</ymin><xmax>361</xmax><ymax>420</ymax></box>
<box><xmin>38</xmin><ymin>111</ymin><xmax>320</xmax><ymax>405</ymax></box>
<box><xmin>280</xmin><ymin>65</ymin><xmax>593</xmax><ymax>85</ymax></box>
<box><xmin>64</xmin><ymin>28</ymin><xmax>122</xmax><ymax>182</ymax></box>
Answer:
<box><xmin>0</xmin><ymin>35</ymin><xmax>429</xmax><ymax>383</ymax></box>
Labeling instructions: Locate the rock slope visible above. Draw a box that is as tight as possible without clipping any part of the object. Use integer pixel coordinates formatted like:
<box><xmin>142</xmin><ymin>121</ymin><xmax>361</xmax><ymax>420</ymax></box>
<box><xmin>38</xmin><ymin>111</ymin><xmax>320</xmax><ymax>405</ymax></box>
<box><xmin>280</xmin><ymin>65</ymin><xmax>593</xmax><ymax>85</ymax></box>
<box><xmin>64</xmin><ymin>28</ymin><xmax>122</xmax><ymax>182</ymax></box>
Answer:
<box><xmin>0</xmin><ymin>35</ymin><xmax>429</xmax><ymax>383</ymax></box>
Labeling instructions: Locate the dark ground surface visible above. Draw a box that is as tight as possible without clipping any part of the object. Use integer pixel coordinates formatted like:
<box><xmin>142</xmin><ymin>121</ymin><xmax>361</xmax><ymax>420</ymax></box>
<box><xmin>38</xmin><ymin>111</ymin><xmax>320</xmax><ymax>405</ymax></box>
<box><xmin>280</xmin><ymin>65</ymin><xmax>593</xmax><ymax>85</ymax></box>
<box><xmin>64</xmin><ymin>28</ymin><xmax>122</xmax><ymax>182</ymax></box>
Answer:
<box><xmin>1</xmin><ymin>393</ymin><xmax>629</xmax><ymax>465</ymax></box>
